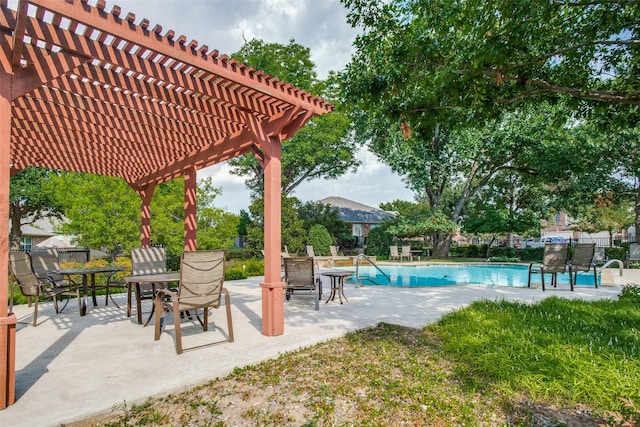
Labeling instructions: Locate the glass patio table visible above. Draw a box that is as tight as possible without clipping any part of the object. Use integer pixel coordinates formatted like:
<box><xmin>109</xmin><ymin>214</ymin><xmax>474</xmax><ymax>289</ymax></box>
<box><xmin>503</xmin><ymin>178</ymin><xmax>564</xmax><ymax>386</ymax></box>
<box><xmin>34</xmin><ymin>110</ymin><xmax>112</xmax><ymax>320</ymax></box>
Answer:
<box><xmin>56</xmin><ymin>266</ymin><xmax>125</xmax><ymax>316</ymax></box>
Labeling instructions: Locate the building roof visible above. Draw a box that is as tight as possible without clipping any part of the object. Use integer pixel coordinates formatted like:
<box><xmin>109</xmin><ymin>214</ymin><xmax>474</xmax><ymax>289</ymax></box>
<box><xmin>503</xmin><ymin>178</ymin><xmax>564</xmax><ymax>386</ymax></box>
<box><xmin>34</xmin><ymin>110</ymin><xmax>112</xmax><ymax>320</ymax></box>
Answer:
<box><xmin>318</xmin><ymin>196</ymin><xmax>394</xmax><ymax>224</ymax></box>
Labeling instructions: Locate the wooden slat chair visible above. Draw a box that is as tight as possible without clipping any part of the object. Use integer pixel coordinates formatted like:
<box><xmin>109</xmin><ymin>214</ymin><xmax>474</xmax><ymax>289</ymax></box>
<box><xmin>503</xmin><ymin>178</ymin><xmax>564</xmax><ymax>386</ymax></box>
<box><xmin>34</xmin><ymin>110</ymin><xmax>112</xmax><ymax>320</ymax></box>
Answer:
<box><xmin>9</xmin><ymin>252</ymin><xmax>71</xmax><ymax>326</ymax></box>
<box><xmin>154</xmin><ymin>250</ymin><xmax>233</xmax><ymax>354</ymax></box>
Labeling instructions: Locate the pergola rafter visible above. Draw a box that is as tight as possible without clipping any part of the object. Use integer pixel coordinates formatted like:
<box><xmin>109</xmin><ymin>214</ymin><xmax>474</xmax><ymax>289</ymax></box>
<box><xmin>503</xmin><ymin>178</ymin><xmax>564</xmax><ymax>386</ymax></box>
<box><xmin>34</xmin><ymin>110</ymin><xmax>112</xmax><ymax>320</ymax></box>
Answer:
<box><xmin>0</xmin><ymin>0</ymin><xmax>333</xmax><ymax>408</ymax></box>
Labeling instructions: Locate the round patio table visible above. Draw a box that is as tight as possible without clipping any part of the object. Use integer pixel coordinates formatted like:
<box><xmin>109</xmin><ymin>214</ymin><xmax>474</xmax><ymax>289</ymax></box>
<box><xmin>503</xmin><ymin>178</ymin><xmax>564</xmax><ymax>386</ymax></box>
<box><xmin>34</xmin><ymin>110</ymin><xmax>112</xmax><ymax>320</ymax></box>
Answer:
<box><xmin>321</xmin><ymin>270</ymin><xmax>352</xmax><ymax>304</ymax></box>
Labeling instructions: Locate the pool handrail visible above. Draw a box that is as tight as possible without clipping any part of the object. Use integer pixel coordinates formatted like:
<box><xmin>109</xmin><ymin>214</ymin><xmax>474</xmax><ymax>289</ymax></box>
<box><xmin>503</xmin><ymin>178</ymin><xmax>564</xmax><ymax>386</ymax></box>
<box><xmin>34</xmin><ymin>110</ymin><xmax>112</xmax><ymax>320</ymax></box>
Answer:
<box><xmin>597</xmin><ymin>259</ymin><xmax>624</xmax><ymax>277</ymax></box>
<box><xmin>354</xmin><ymin>254</ymin><xmax>391</xmax><ymax>287</ymax></box>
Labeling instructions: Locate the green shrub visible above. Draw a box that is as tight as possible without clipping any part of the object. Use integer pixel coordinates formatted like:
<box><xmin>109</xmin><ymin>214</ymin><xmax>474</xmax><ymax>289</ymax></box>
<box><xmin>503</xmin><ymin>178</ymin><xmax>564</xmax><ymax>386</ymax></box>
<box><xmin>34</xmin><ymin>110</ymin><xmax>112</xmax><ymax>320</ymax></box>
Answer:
<box><xmin>487</xmin><ymin>256</ymin><xmax>520</xmax><ymax>263</ymax></box>
<box><xmin>606</xmin><ymin>246</ymin><xmax>627</xmax><ymax>262</ymax></box>
<box><xmin>307</xmin><ymin>224</ymin><xmax>333</xmax><ymax>256</ymax></box>
<box><xmin>365</xmin><ymin>227</ymin><xmax>393</xmax><ymax>257</ymax></box>
<box><xmin>224</xmin><ymin>267</ymin><xmax>247</xmax><ymax>281</ymax></box>
<box><xmin>240</xmin><ymin>259</ymin><xmax>264</xmax><ymax>277</ymax></box>
<box><xmin>619</xmin><ymin>284</ymin><xmax>640</xmax><ymax>303</ymax></box>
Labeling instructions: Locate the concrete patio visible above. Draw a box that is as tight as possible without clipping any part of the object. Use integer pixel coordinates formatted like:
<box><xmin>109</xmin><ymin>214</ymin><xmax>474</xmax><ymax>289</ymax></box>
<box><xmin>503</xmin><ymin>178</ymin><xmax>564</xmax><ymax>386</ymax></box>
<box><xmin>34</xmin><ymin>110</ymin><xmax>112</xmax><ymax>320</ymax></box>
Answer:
<box><xmin>0</xmin><ymin>269</ymin><xmax>635</xmax><ymax>427</ymax></box>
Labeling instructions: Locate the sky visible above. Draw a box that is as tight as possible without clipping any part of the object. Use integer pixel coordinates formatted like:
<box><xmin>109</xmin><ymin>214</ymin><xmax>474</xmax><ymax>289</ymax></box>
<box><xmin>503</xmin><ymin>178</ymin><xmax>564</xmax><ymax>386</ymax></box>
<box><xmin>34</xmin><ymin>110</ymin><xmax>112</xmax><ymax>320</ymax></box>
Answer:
<box><xmin>110</xmin><ymin>0</ymin><xmax>415</xmax><ymax>213</ymax></box>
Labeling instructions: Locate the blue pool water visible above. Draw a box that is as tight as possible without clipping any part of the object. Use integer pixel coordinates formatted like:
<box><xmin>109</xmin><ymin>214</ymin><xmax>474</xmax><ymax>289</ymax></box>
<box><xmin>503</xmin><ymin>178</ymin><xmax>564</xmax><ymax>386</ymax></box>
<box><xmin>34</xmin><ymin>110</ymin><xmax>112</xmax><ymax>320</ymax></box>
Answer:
<box><xmin>341</xmin><ymin>264</ymin><xmax>600</xmax><ymax>287</ymax></box>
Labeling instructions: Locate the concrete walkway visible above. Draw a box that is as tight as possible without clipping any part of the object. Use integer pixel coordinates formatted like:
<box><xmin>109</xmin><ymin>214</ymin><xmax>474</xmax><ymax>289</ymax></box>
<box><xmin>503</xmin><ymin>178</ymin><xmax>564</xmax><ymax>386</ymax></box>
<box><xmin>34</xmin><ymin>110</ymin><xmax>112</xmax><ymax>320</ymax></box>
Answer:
<box><xmin>1</xmin><ymin>268</ymin><xmax>636</xmax><ymax>427</ymax></box>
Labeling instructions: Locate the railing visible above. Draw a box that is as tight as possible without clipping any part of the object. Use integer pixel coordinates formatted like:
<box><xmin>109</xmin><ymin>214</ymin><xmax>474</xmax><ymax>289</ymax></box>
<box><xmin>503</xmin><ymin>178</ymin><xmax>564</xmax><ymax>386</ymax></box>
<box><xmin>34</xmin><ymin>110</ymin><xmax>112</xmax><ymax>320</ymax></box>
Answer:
<box><xmin>353</xmin><ymin>254</ymin><xmax>391</xmax><ymax>287</ymax></box>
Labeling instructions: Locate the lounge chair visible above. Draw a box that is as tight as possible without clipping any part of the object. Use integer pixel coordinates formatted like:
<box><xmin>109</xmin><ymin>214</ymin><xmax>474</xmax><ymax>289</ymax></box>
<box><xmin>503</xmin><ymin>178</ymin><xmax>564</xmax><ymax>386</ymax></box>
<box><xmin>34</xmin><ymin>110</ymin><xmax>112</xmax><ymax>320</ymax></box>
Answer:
<box><xmin>400</xmin><ymin>245</ymin><xmax>413</xmax><ymax>262</ymax></box>
<box><xmin>129</xmin><ymin>247</ymin><xmax>168</xmax><ymax>325</ymax></box>
<box><xmin>528</xmin><ymin>243</ymin><xmax>571</xmax><ymax>291</ymax></box>
<box><xmin>568</xmin><ymin>243</ymin><xmax>598</xmax><ymax>288</ymax></box>
<box><xmin>154</xmin><ymin>250</ymin><xmax>233</xmax><ymax>354</ymax></box>
<box><xmin>306</xmin><ymin>245</ymin><xmax>316</xmax><ymax>257</ymax></box>
<box><xmin>283</xmin><ymin>257</ymin><xmax>320</xmax><ymax>310</ymax></box>
<box><xmin>627</xmin><ymin>243</ymin><xmax>640</xmax><ymax>267</ymax></box>
<box><xmin>330</xmin><ymin>246</ymin><xmax>339</xmax><ymax>257</ymax></box>
<box><xmin>9</xmin><ymin>252</ymin><xmax>74</xmax><ymax>326</ymax></box>
<box><xmin>389</xmin><ymin>246</ymin><xmax>400</xmax><ymax>261</ymax></box>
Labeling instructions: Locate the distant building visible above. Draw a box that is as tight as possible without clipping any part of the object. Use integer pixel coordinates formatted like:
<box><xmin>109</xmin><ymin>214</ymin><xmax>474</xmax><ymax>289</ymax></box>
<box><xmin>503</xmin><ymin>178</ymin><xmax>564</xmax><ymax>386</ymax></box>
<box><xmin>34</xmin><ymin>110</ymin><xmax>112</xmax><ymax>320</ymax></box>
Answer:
<box><xmin>317</xmin><ymin>197</ymin><xmax>395</xmax><ymax>245</ymax></box>
<box><xmin>14</xmin><ymin>217</ymin><xmax>61</xmax><ymax>251</ymax></box>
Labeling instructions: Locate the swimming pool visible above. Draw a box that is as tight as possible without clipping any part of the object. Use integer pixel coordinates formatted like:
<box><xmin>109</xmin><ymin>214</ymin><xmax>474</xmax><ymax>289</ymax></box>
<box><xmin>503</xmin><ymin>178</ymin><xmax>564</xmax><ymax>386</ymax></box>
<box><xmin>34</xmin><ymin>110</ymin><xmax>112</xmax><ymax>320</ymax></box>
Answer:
<box><xmin>341</xmin><ymin>264</ymin><xmax>600</xmax><ymax>287</ymax></box>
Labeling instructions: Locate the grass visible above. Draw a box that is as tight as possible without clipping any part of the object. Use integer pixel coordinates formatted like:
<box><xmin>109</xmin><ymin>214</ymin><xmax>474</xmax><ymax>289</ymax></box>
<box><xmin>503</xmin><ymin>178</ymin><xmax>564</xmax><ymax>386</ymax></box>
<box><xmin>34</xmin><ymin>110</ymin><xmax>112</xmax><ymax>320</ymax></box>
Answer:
<box><xmin>71</xmin><ymin>288</ymin><xmax>640</xmax><ymax>427</ymax></box>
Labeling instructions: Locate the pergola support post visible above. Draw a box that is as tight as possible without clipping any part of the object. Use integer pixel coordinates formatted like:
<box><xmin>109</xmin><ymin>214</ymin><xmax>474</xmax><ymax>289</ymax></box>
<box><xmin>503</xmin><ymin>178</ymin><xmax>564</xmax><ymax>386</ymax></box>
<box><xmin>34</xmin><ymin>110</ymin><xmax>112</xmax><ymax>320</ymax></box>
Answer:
<box><xmin>0</xmin><ymin>65</ymin><xmax>16</xmax><ymax>409</ymax></box>
<box><xmin>184</xmin><ymin>168</ymin><xmax>197</xmax><ymax>251</ymax></box>
<box><xmin>260</xmin><ymin>136</ymin><xmax>285</xmax><ymax>336</ymax></box>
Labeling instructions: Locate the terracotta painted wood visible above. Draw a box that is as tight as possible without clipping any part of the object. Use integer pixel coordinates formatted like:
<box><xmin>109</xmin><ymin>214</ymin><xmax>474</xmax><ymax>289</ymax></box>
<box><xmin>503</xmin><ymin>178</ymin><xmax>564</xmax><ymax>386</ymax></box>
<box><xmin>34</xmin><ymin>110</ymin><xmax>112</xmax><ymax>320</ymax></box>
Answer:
<box><xmin>0</xmin><ymin>0</ymin><xmax>332</xmax><ymax>405</ymax></box>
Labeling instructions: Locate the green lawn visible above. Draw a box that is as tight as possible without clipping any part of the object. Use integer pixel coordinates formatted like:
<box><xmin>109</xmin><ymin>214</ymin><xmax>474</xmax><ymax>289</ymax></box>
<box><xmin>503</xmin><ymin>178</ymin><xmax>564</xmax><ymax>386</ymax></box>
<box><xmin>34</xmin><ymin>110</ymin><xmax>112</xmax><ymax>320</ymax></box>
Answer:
<box><xmin>77</xmin><ymin>287</ymin><xmax>640</xmax><ymax>426</ymax></box>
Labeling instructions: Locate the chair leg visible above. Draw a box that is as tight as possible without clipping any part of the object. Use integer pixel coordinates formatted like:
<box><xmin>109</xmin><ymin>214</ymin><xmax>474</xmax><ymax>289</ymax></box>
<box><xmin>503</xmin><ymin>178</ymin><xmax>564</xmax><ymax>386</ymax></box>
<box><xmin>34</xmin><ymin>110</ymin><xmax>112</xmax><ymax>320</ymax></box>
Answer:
<box><xmin>593</xmin><ymin>268</ymin><xmax>598</xmax><ymax>288</ymax></box>
<box><xmin>127</xmin><ymin>284</ymin><xmax>133</xmax><ymax>317</ymax></box>
<box><xmin>154</xmin><ymin>296</ymin><xmax>163</xmax><ymax>341</ymax></box>
<box><xmin>173</xmin><ymin>303</ymin><xmax>183</xmax><ymax>354</ymax></box>
<box><xmin>136</xmin><ymin>284</ymin><xmax>143</xmax><ymax>325</ymax></box>
<box><xmin>224</xmin><ymin>288</ymin><xmax>234</xmax><ymax>342</ymax></box>
<box><xmin>541</xmin><ymin>270</ymin><xmax>546</xmax><ymax>291</ymax></box>
<box><xmin>33</xmin><ymin>298</ymin><xmax>39</xmax><ymax>326</ymax></box>
<box><xmin>203</xmin><ymin>309</ymin><xmax>209</xmax><ymax>332</ymax></box>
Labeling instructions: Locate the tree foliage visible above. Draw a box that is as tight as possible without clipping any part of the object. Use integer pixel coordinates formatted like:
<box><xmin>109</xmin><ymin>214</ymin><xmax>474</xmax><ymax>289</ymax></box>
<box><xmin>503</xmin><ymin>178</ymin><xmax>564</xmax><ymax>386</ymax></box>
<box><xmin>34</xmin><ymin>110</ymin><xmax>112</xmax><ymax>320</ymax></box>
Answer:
<box><xmin>245</xmin><ymin>196</ymin><xmax>307</xmax><ymax>256</ymax></box>
<box><xmin>9</xmin><ymin>167</ymin><xmax>65</xmax><ymax>249</ymax></box>
<box><xmin>307</xmin><ymin>224</ymin><xmax>333</xmax><ymax>256</ymax></box>
<box><xmin>298</xmin><ymin>201</ymin><xmax>350</xmax><ymax>243</ymax></box>
<box><xmin>53</xmin><ymin>174</ymin><xmax>237</xmax><ymax>259</ymax></box>
<box><xmin>52</xmin><ymin>173</ymin><xmax>139</xmax><ymax>260</ymax></box>
<box><xmin>341</xmin><ymin>0</ymin><xmax>640</xmax><ymax>251</ymax></box>
<box><xmin>228</xmin><ymin>39</ymin><xmax>359</xmax><ymax>197</ymax></box>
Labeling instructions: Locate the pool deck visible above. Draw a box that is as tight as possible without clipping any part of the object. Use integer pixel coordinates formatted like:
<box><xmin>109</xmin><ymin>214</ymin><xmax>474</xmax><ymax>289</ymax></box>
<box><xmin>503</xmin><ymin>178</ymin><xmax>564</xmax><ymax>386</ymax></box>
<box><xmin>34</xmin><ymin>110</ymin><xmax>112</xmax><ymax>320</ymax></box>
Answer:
<box><xmin>1</xmin><ymin>267</ymin><xmax>636</xmax><ymax>427</ymax></box>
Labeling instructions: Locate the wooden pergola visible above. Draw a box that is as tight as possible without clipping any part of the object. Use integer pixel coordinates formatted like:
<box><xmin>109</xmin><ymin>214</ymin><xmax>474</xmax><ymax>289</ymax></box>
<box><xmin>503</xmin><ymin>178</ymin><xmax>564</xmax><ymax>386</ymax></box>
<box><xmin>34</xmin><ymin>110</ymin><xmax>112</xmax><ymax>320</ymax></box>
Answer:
<box><xmin>0</xmin><ymin>0</ymin><xmax>332</xmax><ymax>408</ymax></box>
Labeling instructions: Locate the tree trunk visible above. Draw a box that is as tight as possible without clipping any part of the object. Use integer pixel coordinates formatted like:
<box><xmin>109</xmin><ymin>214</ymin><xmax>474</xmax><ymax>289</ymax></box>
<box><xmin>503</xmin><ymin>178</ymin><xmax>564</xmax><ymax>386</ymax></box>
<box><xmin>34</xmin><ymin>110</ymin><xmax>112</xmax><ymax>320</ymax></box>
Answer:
<box><xmin>431</xmin><ymin>232</ymin><xmax>452</xmax><ymax>258</ymax></box>
<box><xmin>9</xmin><ymin>203</ymin><xmax>22</xmax><ymax>250</ymax></box>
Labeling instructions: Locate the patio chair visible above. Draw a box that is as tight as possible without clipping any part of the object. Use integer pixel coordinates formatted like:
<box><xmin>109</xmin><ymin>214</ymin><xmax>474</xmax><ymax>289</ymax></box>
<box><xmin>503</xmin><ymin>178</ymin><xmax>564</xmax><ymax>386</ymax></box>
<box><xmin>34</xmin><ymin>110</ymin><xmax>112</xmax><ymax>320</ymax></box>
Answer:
<box><xmin>154</xmin><ymin>250</ymin><xmax>233</xmax><ymax>354</ymax></box>
<box><xmin>593</xmin><ymin>247</ymin><xmax>607</xmax><ymax>265</ymax></box>
<box><xmin>283</xmin><ymin>257</ymin><xmax>320</xmax><ymax>310</ymax></box>
<box><xmin>389</xmin><ymin>246</ymin><xmax>400</xmax><ymax>261</ymax></box>
<box><xmin>129</xmin><ymin>247</ymin><xmax>168</xmax><ymax>325</ymax></box>
<box><xmin>9</xmin><ymin>251</ymin><xmax>72</xmax><ymax>326</ymax></box>
<box><xmin>568</xmin><ymin>243</ymin><xmax>598</xmax><ymax>288</ymax></box>
<box><xmin>330</xmin><ymin>245</ymin><xmax>339</xmax><ymax>257</ymax></box>
<box><xmin>400</xmin><ymin>245</ymin><xmax>413</xmax><ymax>262</ymax></box>
<box><xmin>528</xmin><ymin>243</ymin><xmax>571</xmax><ymax>291</ymax></box>
<box><xmin>31</xmin><ymin>248</ymin><xmax>68</xmax><ymax>288</ymax></box>
<box><xmin>626</xmin><ymin>243</ymin><xmax>640</xmax><ymax>267</ymax></box>
<box><xmin>306</xmin><ymin>245</ymin><xmax>316</xmax><ymax>257</ymax></box>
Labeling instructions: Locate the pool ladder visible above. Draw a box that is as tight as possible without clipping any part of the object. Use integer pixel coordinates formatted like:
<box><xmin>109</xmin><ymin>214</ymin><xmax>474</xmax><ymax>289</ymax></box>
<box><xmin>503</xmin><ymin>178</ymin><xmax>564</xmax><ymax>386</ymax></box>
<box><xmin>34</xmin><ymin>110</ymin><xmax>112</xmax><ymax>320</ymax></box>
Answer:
<box><xmin>353</xmin><ymin>254</ymin><xmax>391</xmax><ymax>286</ymax></box>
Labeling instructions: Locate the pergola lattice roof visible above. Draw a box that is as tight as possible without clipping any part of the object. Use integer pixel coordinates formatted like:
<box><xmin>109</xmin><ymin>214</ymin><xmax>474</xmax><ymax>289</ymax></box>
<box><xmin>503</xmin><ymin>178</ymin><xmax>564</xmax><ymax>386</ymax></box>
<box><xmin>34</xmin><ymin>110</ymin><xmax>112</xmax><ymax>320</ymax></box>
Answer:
<box><xmin>0</xmin><ymin>0</ymin><xmax>334</xmax><ymax>406</ymax></box>
<box><xmin>1</xmin><ymin>0</ymin><xmax>332</xmax><ymax>189</ymax></box>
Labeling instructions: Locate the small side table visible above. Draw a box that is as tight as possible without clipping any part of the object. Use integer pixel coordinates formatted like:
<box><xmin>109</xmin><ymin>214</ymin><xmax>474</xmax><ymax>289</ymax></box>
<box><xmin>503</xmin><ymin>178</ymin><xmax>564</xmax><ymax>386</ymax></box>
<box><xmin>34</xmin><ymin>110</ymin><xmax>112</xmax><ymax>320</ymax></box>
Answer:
<box><xmin>321</xmin><ymin>270</ymin><xmax>352</xmax><ymax>304</ymax></box>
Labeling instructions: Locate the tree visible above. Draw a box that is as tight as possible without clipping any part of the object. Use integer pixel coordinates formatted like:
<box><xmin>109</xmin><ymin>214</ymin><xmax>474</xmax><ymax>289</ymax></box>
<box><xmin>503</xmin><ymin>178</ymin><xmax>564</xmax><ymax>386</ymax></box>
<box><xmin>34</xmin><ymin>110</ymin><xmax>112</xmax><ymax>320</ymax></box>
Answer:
<box><xmin>245</xmin><ymin>196</ymin><xmax>307</xmax><ymax>256</ymax></box>
<box><xmin>342</xmin><ymin>0</ymin><xmax>639</xmax><ymax>121</ymax></box>
<box><xmin>9</xmin><ymin>167</ymin><xmax>64</xmax><ymax>249</ymax></box>
<box><xmin>148</xmin><ymin>177</ymin><xmax>239</xmax><ymax>255</ymax></box>
<box><xmin>307</xmin><ymin>224</ymin><xmax>333</xmax><ymax>256</ymax></box>
<box><xmin>227</xmin><ymin>39</ymin><xmax>359</xmax><ymax>197</ymax></box>
<box><xmin>196</xmin><ymin>177</ymin><xmax>240</xmax><ymax>251</ymax></box>
<box><xmin>572</xmin><ymin>196</ymin><xmax>635</xmax><ymax>247</ymax></box>
<box><xmin>341</xmin><ymin>0</ymin><xmax>639</xmax><ymax>254</ymax></box>
<box><xmin>52</xmin><ymin>173</ymin><xmax>139</xmax><ymax>261</ymax></box>
<box><xmin>298</xmin><ymin>201</ymin><xmax>350</xmax><ymax>244</ymax></box>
